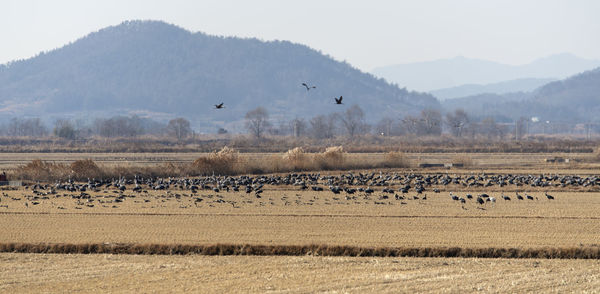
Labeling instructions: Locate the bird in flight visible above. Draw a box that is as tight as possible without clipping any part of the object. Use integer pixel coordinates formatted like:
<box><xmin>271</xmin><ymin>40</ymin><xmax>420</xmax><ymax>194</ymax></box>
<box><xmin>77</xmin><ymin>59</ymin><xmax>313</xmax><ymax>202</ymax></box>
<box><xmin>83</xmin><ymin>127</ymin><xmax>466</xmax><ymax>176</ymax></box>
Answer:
<box><xmin>334</xmin><ymin>96</ymin><xmax>343</xmax><ymax>104</ymax></box>
<box><xmin>214</xmin><ymin>103</ymin><xmax>224</xmax><ymax>109</ymax></box>
<box><xmin>301</xmin><ymin>83</ymin><xmax>316</xmax><ymax>91</ymax></box>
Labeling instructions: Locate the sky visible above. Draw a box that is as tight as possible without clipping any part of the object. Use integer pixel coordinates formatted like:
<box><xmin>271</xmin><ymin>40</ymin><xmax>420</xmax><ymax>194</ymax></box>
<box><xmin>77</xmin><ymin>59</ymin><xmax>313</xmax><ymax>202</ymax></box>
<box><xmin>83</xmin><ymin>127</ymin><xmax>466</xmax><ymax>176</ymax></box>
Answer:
<box><xmin>2</xmin><ymin>0</ymin><xmax>600</xmax><ymax>71</ymax></box>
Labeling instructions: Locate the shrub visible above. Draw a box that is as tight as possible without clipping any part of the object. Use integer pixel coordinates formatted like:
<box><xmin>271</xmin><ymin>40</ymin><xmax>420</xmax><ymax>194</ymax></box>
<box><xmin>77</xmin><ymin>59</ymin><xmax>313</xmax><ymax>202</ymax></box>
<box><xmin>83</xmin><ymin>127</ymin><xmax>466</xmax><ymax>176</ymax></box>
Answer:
<box><xmin>282</xmin><ymin>147</ymin><xmax>308</xmax><ymax>170</ymax></box>
<box><xmin>70</xmin><ymin>159</ymin><xmax>102</xmax><ymax>180</ymax></box>
<box><xmin>192</xmin><ymin>146</ymin><xmax>239</xmax><ymax>175</ymax></box>
<box><xmin>12</xmin><ymin>159</ymin><xmax>70</xmax><ymax>181</ymax></box>
<box><xmin>314</xmin><ymin>146</ymin><xmax>345</xmax><ymax>170</ymax></box>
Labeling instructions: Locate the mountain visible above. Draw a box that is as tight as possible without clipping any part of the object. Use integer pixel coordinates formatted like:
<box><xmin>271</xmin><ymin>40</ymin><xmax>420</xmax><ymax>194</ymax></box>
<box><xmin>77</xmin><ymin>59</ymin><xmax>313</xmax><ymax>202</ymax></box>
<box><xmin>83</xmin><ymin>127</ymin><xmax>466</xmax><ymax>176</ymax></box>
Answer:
<box><xmin>442</xmin><ymin>67</ymin><xmax>600</xmax><ymax>122</ymax></box>
<box><xmin>430</xmin><ymin>77</ymin><xmax>556</xmax><ymax>100</ymax></box>
<box><xmin>0</xmin><ymin>20</ymin><xmax>439</xmax><ymax>132</ymax></box>
<box><xmin>372</xmin><ymin>54</ymin><xmax>600</xmax><ymax>92</ymax></box>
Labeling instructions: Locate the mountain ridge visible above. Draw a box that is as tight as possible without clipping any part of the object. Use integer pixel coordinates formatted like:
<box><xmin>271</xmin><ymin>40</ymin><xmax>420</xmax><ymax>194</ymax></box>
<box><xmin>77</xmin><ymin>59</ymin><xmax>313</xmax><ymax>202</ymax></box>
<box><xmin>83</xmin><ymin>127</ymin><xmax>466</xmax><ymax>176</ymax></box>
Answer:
<box><xmin>372</xmin><ymin>53</ymin><xmax>600</xmax><ymax>92</ymax></box>
<box><xmin>0</xmin><ymin>20</ymin><xmax>439</xmax><ymax>132</ymax></box>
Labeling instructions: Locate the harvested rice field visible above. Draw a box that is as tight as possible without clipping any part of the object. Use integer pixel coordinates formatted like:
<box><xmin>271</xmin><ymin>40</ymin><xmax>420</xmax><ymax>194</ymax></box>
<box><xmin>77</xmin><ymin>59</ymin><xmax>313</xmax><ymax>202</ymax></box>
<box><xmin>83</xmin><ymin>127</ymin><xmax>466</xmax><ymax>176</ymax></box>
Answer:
<box><xmin>1</xmin><ymin>253</ymin><xmax>600</xmax><ymax>293</ymax></box>
<box><xmin>2</xmin><ymin>154</ymin><xmax>600</xmax><ymax>292</ymax></box>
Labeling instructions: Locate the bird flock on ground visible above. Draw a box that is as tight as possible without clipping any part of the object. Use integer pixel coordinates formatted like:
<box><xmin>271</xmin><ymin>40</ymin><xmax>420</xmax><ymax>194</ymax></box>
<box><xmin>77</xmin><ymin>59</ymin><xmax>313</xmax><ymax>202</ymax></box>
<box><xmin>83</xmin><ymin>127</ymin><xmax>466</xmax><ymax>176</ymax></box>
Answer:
<box><xmin>1</xmin><ymin>172</ymin><xmax>594</xmax><ymax>210</ymax></box>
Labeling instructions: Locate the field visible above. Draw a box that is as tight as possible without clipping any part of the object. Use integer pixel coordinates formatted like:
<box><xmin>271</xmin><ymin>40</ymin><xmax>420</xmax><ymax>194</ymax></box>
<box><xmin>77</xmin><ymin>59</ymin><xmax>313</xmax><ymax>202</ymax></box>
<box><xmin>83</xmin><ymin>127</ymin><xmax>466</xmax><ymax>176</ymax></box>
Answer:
<box><xmin>2</xmin><ymin>152</ymin><xmax>600</xmax><ymax>292</ymax></box>
<box><xmin>2</xmin><ymin>254</ymin><xmax>600</xmax><ymax>293</ymax></box>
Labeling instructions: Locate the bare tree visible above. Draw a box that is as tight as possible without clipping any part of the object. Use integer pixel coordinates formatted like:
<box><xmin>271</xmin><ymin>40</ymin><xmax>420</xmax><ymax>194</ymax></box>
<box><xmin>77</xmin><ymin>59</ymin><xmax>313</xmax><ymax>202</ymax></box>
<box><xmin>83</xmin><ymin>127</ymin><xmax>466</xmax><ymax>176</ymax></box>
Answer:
<box><xmin>167</xmin><ymin>117</ymin><xmax>192</xmax><ymax>141</ymax></box>
<box><xmin>309</xmin><ymin>114</ymin><xmax>336</xmax><ymax>139</ymax></box>
<box><xmin>446</xmin><ymin>109</ymin><xmax>470</xmax><ymax>137</ymax></box>
<box><xmin>420</xmin><ymin>109</ymin><xmax>442</xmax><ymax>136</ymax></box>
<box><xmin>401</xmin><ymin>115</ymin><xmax>421</xmax><ymax>135</ymax></box>
<box><xmin>93</xmin><ymin>116</ymin><xmax>144</xmax><ymax>137</ymax></box>
<box><xmin>375</xmin><ymin>117</ymin><xmax>395</xmax><ymax>136</ymax></box>
<box><xmin>479</xmin><ymin>117</ymin><xmax>506</xmax><ymax>139</ymax></box>
<box><xmin>53</xmin><ymin>119</ymin><xmax>77</xmax><ymax>139</ymax></box>
<box><xmin>290</xmin><ymin>118</ymin><xmax>307</xmax><ymax>137</ymax></box>
<box><xmin>514</xmin><ymin>117</ymin><xmax>528</xmax><ymax>140</ymax></box>
<box><xmin>6</xmin><ymin>118</ymin><xmax>48</xmax><ymax>137</ymax></box>
<box><xmin>245</xmin><ymin>107</ymin><xmax>271</xmax><ymax>139</ymax></box>
<box><xmin>339</xmin><ymin>104</ymin><xmax>368</xmax><ymax>137</ymax></box>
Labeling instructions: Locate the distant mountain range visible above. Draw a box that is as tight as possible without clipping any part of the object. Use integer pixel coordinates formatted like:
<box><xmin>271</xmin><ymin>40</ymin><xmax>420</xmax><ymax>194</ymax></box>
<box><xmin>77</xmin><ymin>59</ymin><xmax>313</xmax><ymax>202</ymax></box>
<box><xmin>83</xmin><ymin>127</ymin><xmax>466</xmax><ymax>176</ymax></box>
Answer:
<box><xmin>0</xmin><ymin>20</ymin><xmax>438</xmax><ymax>132</ymax></box>
<box><xmin>430</xmin><ymin>77</ymin><xmax>556</xmax><ymax>100</ymax></box>
<box><xmin>372</xmin><ymin>54</ymin><xmax>600</xmax><ymax>93</ymax></box>
<box><xmin>0</xmin><ymin>20</ymin><xmax>598</xmax><ymax>133</ymax></box>
<box><xmin>442</xmin><ymin>67</ymin><xmax>600</xmax><ymax>122</ymax></box>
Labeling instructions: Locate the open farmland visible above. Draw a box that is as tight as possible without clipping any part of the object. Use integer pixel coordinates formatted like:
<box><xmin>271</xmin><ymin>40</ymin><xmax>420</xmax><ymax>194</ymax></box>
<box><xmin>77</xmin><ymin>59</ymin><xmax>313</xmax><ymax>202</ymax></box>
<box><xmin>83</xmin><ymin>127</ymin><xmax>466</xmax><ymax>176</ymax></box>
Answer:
<box><xmin>2</xmin><ymin>153</ymin><xmax>600</xmax><ymax>292</ymax></box>
<box><xmin>1</xmin><ymin>166</ymin><xmax>600</xmax><ymax>248</ymax></box>
<box><xmin>2</xmin><ymin>253</ymin><xmax>600</xmax><ymax>293</ymax></box>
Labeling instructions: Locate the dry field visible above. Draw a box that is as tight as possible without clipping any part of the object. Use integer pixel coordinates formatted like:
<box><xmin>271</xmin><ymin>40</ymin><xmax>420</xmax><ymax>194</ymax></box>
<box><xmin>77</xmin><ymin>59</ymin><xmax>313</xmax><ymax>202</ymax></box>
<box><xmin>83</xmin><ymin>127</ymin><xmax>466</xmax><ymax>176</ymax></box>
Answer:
<box><xmin>1</xmin><ymin>176</ymin><xmax>599</xmax><ymax>248</ymax></box>
<box><xmin>1</xmin><ymin>253</ymin><xmax>600</xmax><ymax>293</ymax></box>
<box><xmin>2</xmin><ymin>153</ymin><xmax>600</xmax><ymax>292</ymax></box>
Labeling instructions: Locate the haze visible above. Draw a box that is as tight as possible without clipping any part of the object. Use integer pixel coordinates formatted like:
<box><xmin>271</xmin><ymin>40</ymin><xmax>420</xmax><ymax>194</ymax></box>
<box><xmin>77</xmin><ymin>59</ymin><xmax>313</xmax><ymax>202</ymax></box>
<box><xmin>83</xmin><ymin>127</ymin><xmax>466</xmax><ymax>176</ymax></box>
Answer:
<box><xmin>3</xmin><ymin>0</ymin><xmax>600</xmax><ymax>71</ymax></box>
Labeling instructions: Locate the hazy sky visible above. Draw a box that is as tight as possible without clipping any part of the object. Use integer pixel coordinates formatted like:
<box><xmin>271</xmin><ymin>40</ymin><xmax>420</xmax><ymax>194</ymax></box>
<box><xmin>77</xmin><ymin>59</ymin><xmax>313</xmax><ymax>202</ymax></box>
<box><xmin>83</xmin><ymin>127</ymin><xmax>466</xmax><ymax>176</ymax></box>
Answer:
<box><xmin>3</xmin><ymin>0</ymin><xmax>599</xmax><ymax>71</ymax></box>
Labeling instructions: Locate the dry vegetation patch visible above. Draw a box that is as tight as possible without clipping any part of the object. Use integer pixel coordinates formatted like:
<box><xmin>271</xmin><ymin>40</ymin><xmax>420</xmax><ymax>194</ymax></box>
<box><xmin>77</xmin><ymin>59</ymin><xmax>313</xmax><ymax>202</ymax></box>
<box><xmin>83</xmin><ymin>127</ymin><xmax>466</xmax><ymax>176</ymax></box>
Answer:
<box><xmin>192</xmin><ymin>146</ymin><xmax>239</xmax><ymax>175</ymax></box>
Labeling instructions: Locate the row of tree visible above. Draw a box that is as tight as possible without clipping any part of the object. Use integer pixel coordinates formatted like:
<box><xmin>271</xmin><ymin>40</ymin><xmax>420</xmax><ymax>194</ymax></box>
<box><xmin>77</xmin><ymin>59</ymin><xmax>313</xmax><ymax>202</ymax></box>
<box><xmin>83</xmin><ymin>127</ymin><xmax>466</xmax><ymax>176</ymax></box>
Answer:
<box><xmin>0</xmin><ymin>116</ymin><xmax>193</xmax><ymax>140</ymax></box>
<box><xmin>0</xmin><ymin>106</ymin><xmax>582</xmax><ymax>140</ymax></box>
<box><xmin>244</xmin><ymin>105</ymin><xmax>527</xmax><ymax>140</ymax></box>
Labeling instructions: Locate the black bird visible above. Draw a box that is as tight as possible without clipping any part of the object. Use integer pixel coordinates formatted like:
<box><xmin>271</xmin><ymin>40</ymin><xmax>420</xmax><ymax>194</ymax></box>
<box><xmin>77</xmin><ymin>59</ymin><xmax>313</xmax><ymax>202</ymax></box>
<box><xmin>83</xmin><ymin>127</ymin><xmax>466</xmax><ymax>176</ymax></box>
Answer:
<box><xmin>516</xmin><ymin>192</ymin><xmax>524</xmax><ymax>200</ymax></box>
<box><xmin>334</xmin><ymin>96</ymin><xmax>343</xmax><ymax>104</ymax></box>
<box><xmin>215</xmin><ymin>103</ymin><xmax>224</xmax><ymax>109</ymax></box>
<box><xmin>301</xmin><ymin>83</ymin><xmax>316</xmax><ymax>91</ymax></box>
<box><xmin>545</xmin><ymin>192</ymin><xmax>555</xmax><ymax>200</ymax></box>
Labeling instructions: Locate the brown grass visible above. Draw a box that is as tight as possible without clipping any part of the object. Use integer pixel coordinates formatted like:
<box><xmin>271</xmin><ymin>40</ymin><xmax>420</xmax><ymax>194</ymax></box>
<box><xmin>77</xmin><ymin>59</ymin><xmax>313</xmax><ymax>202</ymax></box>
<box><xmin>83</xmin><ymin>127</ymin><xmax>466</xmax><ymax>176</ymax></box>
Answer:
<box><xmin>70</xmin><ymin>159</ymin><xmax>103</xmax><ymax>179</ymax></box>
<box><xmin>451</xmin><ymin>154</ymin><xmax>474</xmax><ymax>167</ymax></box>
<box><xmin>0</xmin><ymin>135</ymin><xmax>598</xmax><ymax>153</ymax></box>
<box><xmin>191</xmin><ymin>146</ymin><xmax>239</xmax><ymax>175</ymax></box>
<box><xmin>8</xmin><ymin>147</ymin><xmax>419</xmax><ymax>180</ymax></box>
<box><xmin>0</xmin><ymin>242</ymin><xmax>599</xmax><ymax>259</ymax></box>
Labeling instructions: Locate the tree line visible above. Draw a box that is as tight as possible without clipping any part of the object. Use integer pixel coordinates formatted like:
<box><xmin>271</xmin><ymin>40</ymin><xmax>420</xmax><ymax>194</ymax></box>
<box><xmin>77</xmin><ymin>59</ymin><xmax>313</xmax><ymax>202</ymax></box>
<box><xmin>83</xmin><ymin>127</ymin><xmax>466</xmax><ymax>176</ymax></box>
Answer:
<box><xmin>0</xmin><ymin>116</ymin><xmax>193</xmax><ymax>140</ymax></box>
<box><xmin>244</xmin><ymin>105</ymin><xmax>533</xmax><ymax>140</ymax></box>
<box><xmin>0</xmin><ymin>106</ymin><xmax>593</xmax><ymax>140</ymax></box>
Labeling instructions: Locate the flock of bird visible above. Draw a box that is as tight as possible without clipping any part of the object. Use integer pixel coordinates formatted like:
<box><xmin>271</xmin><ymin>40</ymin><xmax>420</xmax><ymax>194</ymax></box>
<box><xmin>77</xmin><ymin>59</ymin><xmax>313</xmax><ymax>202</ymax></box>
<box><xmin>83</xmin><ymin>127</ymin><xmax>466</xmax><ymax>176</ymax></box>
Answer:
<box><xmin>214</xmin><ymin>82</ymin><xmax>342</xmax><ymax>109</ymax></box>
<box><xmin>1</xmin><ymin>172</ymin><xmax>592</xmax><ymax>210</ymax></box>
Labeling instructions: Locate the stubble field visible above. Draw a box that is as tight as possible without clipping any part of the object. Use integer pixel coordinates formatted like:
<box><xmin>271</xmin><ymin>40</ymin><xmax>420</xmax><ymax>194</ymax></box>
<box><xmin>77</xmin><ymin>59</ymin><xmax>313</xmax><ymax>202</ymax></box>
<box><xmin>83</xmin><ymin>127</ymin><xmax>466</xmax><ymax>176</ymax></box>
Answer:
<box><xmin>2</xmin><ymin>152</ymin><xmax>600</xmax><ymax>292</ymax></box>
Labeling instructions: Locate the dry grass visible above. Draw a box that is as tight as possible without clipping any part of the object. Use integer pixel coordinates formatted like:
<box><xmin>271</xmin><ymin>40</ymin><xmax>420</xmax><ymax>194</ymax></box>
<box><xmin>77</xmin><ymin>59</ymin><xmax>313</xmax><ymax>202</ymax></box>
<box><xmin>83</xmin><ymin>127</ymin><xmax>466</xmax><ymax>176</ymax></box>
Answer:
<box><xmin>191</xmin><ymin>146</ymin><xmax>239</xmax><ymax>175</ymax></box>
<box><xmin>1</xmin><ymin>243</ymin><xmax>599</xmax><ymax>259</ymax></box>
<box><xmin>2</xmin><ymin>253</ymin><xmax>600</xmax><ymax>293</ymax></box>
<box><xmin>0</xmin><ymin>135</ymin><xmax>598</xmax><ymax>153</ymax></box>
<box><xmin>452</xmin><ymin>154</ymin><xmax>474</xmax><ymax>167</ymax></box>
<box><xmin>7</xmin><ymin>147</ymin><xmax>420</xmax><ymax>180</ymax></box>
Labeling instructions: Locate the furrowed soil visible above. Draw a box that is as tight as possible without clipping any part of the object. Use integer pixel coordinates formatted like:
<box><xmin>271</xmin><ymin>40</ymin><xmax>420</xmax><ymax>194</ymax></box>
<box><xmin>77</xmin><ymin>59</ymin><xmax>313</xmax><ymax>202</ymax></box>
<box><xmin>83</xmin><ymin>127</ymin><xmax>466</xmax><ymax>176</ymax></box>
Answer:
<box><xmin>1</xmin><ymin>253</ymin><xmax>599</xmax><ymax>293</ymax></box>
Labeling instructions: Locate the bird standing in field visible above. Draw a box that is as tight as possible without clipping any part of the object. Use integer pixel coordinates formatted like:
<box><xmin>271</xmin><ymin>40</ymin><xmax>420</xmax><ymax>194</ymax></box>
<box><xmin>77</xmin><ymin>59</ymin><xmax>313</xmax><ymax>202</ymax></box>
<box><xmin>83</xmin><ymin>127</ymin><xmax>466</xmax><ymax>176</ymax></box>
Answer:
<box><xmin>334</xmin><ymin>96</ymin><xmax>343</xmax><ymax>104</ymax></box>
<box><xmin>301</xmin><ymin>83</ymin><xmax>316</xmax><ymax>91</ymax></box>
<box><xmin>214</xmin><ymin>103</ymin><xmax>224</xmax><ymax>109</ymax></box>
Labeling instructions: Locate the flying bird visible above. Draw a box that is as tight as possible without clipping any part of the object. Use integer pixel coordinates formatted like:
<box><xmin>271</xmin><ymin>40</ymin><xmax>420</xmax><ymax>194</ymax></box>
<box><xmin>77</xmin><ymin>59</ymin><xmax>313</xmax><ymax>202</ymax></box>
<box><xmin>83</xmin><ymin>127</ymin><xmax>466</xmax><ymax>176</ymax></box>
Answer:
<box><xmin>214</xmin><ymin>103</ymin><xmax>224</xmax><ymax>109</ymax></box>
<box><xmin>334</xmin><ymin>96</ymin><xmax>343</xmax><ymax>104</ymax></box>
<box><xmin>301</xmin><ymin>83</ymin><xmax>316</xmax><ymax>91</ymax></box>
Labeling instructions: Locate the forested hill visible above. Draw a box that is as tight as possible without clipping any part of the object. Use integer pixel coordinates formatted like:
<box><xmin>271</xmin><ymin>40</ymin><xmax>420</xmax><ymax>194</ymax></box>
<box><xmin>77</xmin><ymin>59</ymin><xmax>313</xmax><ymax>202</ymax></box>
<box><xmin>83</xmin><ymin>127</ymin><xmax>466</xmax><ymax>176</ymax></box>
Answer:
<box><xmin>442</xmin><ymin>67</ymin><xmax>600</xmax><ymax>122</ymax></box>
<box><xmin>0</xmin><ymin>20</ymin><xmax>438</xmax><ymax>131</ymax></box>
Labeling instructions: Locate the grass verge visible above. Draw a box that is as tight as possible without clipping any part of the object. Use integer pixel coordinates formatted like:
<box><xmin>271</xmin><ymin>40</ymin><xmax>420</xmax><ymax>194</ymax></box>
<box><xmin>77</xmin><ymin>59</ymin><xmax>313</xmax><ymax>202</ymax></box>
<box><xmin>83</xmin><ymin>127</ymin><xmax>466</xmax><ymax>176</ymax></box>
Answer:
<box><xmin>1</xmin><ymin>243</ymin><xmax>599</xmax><ymax>259</ymax></box>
